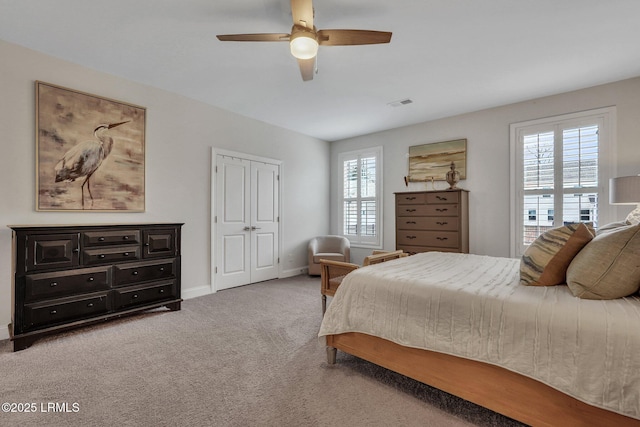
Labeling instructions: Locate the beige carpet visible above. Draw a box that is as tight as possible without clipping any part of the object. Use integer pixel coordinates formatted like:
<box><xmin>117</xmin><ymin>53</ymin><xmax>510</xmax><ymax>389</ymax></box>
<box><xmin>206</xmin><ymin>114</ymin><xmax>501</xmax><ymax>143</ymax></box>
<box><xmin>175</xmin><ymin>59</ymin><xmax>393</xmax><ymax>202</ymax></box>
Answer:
<box><xmin>0</xmin><ymin>275</ymin><xmax>523</xmax><ymax>426</ymax></box>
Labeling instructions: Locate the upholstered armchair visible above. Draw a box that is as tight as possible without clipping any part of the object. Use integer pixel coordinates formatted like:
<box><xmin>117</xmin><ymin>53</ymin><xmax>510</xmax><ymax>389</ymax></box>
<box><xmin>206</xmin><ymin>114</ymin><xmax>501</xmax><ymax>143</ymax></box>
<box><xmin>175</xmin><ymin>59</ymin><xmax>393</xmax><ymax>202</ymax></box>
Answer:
<box><xmin>308</xmin><ymin>236</ymin><xmax>350</xmax><ymax>276</ymax></box>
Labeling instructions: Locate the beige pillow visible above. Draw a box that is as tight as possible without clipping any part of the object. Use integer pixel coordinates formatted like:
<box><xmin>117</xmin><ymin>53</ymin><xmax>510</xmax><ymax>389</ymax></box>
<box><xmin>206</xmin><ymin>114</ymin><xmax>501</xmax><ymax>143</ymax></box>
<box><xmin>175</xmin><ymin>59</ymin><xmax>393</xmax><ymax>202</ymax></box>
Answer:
<box><xmin>627</xmin><ymin>209</ymin><xmax>640</xmax><ymax>225</ymax></box>
<box><xmin>566</xmin><ymin>223</ymin><xmax>640</xmax><ymax>299</ymax></box>
<box><xmin>597</xmin><ymin>221</ymin><xmax>630</xmax><ymax>235</ymax></box>
<box><xmin>520</xmin><ymin>223</ymin><xmax>594</xmax><ymax>286</ymax></box>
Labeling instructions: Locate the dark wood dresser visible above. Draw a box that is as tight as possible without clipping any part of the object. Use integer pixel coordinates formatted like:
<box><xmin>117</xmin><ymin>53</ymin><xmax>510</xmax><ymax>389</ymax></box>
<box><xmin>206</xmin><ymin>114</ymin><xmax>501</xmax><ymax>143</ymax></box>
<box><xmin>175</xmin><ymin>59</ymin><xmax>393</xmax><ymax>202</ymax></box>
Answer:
<box><xmin>8</xmin><ymin>223</ymin><xmax>183</xmax><ymax>351</ymax></box>
<box><xmin>395</xmin><ymin>190</ymin><xmax>469</xmax><ymax>254</ymax></box>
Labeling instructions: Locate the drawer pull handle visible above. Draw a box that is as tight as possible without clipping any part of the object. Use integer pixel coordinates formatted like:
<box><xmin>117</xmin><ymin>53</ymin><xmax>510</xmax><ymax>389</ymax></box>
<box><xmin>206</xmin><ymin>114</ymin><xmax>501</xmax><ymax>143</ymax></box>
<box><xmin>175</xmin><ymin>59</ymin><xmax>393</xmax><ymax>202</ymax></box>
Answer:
<box><xmin>159</xmin><ymin>289</ymin><xmax>165</xmax><ymax>294</ymax></box>
<box><xmin>99</xmin><ymin>254</ymin><xmax>105</xmax><ymax>259</ymax></box>
<box><xmin>87</xmin><ymin>303</ymin><xmax>94</xmax><ymax>308</ymax></box>
<box><xmin>406</xmin><ymin>209</ymin><xmax>416</xmax><ymax>213</ymax></box>
<box><xmin>98</xmin><ymin>237</ymin><xmax>105</xmax><ymax>241</ymax></box>
<box><xmin>50</xmin><ymin>310</ymin><xmax>57</xmax><ymax>315</ymax></box>
<box><xmin>50</xmin><ymin>282</ymin><xmax>58</xmax><ymax>287</ymax></box>
<box><xmin>436</xmin><ymin>221</ymin><xmax>449</xmax><ymax>226</ymax></box>
<box><xmin>406</xmin><ymin>221</ymin><xmax>417</xmax><ymax>225</ymax></box>
<box><xmin>436</xmin><ymin>208</ymin><xmax>448</xmax><ymax>212</ymax></box>
<box><xmin>132</xmin><ymin>271</ymin><xmax>138</xmax><ymax>276</ymax></box>
<box><xmin>123</xmin><ymin>236</ymin><xmax>129</xmax><ymax>240</ymax></box>
<box><xmin>123</xmin><ymin>252</ymin><xmax>130</xmax><ymax>257</ymax></box>
<box><xmin>144</xmin><ymin>243</ymin><xmax>150</xmax><ymax>247</ymax></box>
<box><xmin>436</xmin><ymin>237</ymin><xmax>449</xmax><ymax>241</ymax></box>
<box><xmin>436</xmin><ymin>196</ymin><xmax>448</xmax><ymax>201</ymax></box>
<box><xmin>88</xmin><ymin>277</ymin><xmax>94</xmax><ymax>282</ymax></box>
<box><xmin>159</xmin><ymin>267</ymin><xmax>165</xmax><ymax>272</ymax></box>
<box><xmin>132</xmin><ymin>294</ymin><xmax>139</xmax><ymax>299</ymax></box>
<box><xmin>406</xmin><ymin>236</ymin><xmax>417</xmax><ymax>240</ymax></box>
<box><xmin>406</xmin><ymin>197</ymin><xmax>416</xmax><ymax>201</ymax></box>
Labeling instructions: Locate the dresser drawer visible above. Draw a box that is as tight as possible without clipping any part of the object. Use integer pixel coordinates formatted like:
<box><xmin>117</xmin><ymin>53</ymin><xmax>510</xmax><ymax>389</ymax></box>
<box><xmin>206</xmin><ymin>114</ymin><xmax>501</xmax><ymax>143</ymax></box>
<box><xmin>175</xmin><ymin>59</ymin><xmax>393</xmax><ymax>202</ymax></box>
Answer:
<box><xmin>82</xmin><ymin>245</ymin><xmax>141</xmax><ymax>265</ymax></box>
<box><xmin>25</xmin><ymin>233</ymin><xmax>80</xmax><ymax>272</ymax></box>
<box><xmin>143</xmin><ymin>228</ymin><xmax>178</xmax><ymax>258</ymax></box>
<box><xmin>23</xmin><ymin>293</ymin><xmax>110</xmax><ymax>330</ymax></box>
<box><xmin>82</xmin><ymin>230</ymin><xmax>140</xmax><ymax>246</ymax></box>
<box><xmin>24</xmin><ymin>266</ymin><xmax>111</xmax><ymax>303</ymax></box>
<box><xmin>113</xmin><ymin>280</ymin><xmax>176</xmax><ymax>310</ymax></box>
<box><xmin>113</xmin><ymin>259</ymin><xmax>176</xmax><ymax>287</ymax></box>
<box><xmin>396</xmin><ymin>217</ymin><xmax>459</xmax><ymax>231</ymax></box>
<box><xmin>396</xmin><ymin>193</ymin><xmax>427</xmax><ymax>205</ymax></box>
<box><xmin>426</xmin><ymin>191</ymin><xmax>459</xmax><ymax>204</ymax></box>
<box><xmin>397</xmin><ymin>204</ymin><xmax>459</xmax><ymax>217</ymax></box>
<box><xmin>397</xmin><ymin>230</ymin><xmax>459</xmax><ymax>248</ymax></box>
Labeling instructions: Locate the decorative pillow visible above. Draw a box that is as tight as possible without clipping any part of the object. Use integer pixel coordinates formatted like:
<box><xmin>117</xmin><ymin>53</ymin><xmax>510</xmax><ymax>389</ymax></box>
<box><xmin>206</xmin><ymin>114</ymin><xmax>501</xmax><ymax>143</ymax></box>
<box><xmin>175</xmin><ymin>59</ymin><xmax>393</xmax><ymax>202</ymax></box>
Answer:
<box><xmin>627</xmin><ymin>208</ymin><xmax>640</xmax><ymax>225</ymax></box>
<box><xmin>567</xmin><ymin>223</ymin><xmax>640</xmax><ymax>299</ymax></box>
<box><xmin>597</xmin><ymin>221</ymin><xmax>630</xmax><ymax>235</ymax></box>
<box><xmin>520</xmin><ymin>223</ymin><xmax>594</xmax><ymax>286</ymax></box>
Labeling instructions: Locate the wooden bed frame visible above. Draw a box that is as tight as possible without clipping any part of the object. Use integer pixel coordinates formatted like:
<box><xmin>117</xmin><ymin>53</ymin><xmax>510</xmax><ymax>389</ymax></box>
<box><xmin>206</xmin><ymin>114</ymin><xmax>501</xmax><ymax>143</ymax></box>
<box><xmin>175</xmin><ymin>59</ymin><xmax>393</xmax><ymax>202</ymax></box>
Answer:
<box><xmin>326</xmin><ymin>332</ymin><xmax>640</xmax><ymax>426</ymax></box>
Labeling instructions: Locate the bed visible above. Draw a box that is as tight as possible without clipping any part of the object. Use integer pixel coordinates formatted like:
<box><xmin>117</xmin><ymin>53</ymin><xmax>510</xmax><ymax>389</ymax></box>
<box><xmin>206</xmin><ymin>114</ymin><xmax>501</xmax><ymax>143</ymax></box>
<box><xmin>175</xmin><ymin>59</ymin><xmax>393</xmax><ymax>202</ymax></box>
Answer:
<box><xmin>318</xmin><ymin>251</ymin><xmax>640</xmax><ymax>426</ymax></box>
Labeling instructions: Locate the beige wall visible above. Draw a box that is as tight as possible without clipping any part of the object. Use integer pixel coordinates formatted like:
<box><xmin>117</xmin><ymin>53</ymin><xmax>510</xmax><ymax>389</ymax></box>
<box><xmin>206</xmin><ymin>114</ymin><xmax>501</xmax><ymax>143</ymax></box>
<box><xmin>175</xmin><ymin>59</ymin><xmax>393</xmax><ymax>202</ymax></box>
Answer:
<box><xmin>0</xmin><ymin>40</ymin><xmax>331</xmax><ymax>340</ymax></box>
<box><xmin>331</xmin><ymin>77</ymin><xmax>640</xmax><ymax>264</ymax></box>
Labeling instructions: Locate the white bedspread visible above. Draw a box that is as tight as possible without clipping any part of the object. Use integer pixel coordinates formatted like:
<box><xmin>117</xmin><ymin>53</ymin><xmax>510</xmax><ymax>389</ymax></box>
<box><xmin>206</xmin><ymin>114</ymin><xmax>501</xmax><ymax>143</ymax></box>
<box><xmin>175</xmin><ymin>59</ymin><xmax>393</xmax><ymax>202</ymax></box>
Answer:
<box><xmin>318</xmin><ymin>252</ymin><xmax>640</xmax><ymax>420</ymax></box>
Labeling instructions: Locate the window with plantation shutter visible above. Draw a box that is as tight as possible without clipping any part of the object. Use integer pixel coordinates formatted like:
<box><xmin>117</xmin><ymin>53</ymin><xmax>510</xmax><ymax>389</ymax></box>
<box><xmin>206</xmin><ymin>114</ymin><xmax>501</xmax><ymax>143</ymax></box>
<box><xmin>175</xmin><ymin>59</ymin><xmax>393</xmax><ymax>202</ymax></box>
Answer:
<box><xmin>510</xmin><ymin>107</ymin><xmax>616</xmax><ymax>257</ymax></box>
<box><xmin>339</xmin><ymin>147</ymin><xmax>383</xmax><ymax>247</ymax></box>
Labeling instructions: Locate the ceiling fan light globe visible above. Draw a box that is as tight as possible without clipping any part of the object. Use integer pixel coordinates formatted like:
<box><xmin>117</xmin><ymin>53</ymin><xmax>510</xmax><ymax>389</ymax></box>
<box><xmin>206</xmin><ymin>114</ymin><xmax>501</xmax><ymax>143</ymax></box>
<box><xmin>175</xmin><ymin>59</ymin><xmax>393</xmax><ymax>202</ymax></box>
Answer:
<box><xmin>290</xmin><ymin>34</ymin><xmax>318</xmax><ymax>60</ymax></box>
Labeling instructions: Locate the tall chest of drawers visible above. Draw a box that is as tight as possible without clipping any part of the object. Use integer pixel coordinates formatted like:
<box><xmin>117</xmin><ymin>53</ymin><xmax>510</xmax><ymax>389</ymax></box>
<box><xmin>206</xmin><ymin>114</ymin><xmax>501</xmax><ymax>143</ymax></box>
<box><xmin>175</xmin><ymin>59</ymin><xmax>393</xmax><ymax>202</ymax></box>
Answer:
<box><xmin>9</xmin><ymin>223</ymin><xmax>183</xmax><ymax>351</ymax></box>
<box><xmin>395</xmin><ymin>190</ymin><xmax>469</xmax><ymax>254</ymax></box>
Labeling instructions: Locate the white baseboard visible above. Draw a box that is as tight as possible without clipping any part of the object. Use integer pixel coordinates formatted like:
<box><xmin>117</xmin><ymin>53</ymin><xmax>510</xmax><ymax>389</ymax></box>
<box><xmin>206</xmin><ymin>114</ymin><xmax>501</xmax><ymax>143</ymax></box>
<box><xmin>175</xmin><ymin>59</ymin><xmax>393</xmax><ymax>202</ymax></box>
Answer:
<box><xmin>194</xmin><ymin>267</ymin><xmax>308</xmax><ymax>295</ymax></box>
<box><xmin>281</xmin><ymin>266</ymin><xmax>308</xmax><ymax>278</ymax></box>
<box><xmin>182</xmin><ymin>285</ymin><xmax>214</xmax><ymax>300</ymax></box>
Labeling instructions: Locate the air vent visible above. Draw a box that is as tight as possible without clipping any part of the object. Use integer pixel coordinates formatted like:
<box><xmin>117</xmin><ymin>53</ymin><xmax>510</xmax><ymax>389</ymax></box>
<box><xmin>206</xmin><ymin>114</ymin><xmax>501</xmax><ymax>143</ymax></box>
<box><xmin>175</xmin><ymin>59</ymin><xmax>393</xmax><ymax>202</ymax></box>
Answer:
<box><xmin>387</xmin><ymin>98</ymin><xmax>413</xmax><ymax>107</ymax></box>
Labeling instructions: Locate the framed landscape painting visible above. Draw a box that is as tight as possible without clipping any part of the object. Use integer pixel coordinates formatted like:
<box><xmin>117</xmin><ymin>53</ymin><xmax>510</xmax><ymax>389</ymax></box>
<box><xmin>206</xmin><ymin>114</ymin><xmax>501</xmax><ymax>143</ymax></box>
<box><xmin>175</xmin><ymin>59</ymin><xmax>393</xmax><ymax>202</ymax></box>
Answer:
<box><xmin>408</xmin><ymin>139</ymin><xmax>467</xmax><ymax>182</ymax></box>
<box><xmin>36</xmin><ymin>81</ymin><xmax>146</xmax><ymax>211</ymax></box>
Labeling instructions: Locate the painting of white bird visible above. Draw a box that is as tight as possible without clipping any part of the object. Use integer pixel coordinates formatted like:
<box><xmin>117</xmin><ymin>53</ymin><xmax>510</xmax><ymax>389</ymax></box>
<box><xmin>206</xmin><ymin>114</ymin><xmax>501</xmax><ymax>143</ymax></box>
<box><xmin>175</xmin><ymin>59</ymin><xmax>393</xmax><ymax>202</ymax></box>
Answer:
<box><xmin>36</xmin><ymin>82</ymin><xmax>145</xmax><ymax>211</ymax></box>
<box><xmin>54</xmin><ymin>121</ymin><xmax>130</xmax><ymax>209</ymax></box>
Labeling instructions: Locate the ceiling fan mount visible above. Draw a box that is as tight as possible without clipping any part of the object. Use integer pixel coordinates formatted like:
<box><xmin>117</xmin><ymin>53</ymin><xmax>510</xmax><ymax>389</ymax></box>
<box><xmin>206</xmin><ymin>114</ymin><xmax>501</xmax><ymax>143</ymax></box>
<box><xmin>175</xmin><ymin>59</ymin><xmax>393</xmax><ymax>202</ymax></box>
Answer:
<box><xmin>216</xmin><ymin>0</ymin><xmax>392</xmax><ymax>81</ymax></box>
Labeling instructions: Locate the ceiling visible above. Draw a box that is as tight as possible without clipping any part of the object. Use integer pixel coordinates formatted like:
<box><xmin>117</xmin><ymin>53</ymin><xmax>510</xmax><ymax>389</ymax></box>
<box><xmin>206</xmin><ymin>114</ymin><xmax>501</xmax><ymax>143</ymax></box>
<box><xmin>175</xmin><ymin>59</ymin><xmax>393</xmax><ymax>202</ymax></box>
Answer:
<box><xmin>2</xmin><ymin>0</ymin><xmax>640</xmax><ymax>141</ymax></box>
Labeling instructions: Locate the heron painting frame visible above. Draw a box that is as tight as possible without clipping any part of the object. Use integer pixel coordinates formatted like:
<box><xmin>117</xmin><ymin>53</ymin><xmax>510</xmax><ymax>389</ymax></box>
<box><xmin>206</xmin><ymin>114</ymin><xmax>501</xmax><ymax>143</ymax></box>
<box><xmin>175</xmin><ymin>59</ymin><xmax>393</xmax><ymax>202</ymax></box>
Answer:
<box><xmin>36</xmin><ymin>81</ymin><xmax>146</xmax><ymax>211</ymax></box>
<box><xmin>408</xmin><ymin>139</ymin><xmax>467</xmax><ymax>182</ymax></box>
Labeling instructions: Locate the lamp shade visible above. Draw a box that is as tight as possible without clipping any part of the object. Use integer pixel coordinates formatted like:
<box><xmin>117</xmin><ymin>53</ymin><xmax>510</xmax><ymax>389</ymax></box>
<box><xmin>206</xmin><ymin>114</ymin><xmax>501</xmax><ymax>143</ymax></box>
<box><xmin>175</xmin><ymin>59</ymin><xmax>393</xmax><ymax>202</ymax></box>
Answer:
<box><xmin>610</xmin><ymin>175</ymin><xmax>640</xmax><ymax>204</ymax></box>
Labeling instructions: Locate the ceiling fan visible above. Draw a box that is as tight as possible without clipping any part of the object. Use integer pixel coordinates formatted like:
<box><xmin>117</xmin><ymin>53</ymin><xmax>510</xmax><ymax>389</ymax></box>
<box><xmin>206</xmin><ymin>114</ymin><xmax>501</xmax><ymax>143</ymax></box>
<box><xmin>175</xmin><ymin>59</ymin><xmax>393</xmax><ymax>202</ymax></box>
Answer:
<box><xmin>216</xmin><ymin>0</ymin><xmax>392</xmax><ymax>81</ymax></box>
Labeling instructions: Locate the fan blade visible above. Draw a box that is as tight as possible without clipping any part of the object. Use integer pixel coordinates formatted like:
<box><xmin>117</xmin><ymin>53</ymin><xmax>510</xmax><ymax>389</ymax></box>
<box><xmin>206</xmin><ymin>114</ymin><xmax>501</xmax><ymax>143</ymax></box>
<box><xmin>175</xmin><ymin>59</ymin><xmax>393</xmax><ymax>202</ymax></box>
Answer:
<box><xmin>291</xmin><ymin>0</ymin><xmax>314</xmax><ymax>29</ymax></box>
<box><xmin>297</xmin><ymin>57</ymin><xmax>315</xmax><ymax>81</ymax></box>
<box><xmin>217</xmin><ymin>33</ymin><xmax>290</xmax><ymax>42</ymax></box>
<box><xmin>317</xmin><ymin>30</ymin><xmax>392</xmax><ymax>46</ymax></box>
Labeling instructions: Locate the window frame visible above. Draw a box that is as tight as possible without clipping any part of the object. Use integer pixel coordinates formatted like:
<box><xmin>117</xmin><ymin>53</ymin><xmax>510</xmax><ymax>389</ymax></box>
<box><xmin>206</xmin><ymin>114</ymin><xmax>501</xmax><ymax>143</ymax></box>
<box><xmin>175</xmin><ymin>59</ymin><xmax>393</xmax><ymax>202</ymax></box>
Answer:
<box><xmin>509</xmin><ymin>107</ymin><xmax>616</xmax><ymax>257</ymax></box>
<box><xmin>338</xmin><ymin>147</ymin><xmax>383</xmax><ymax>249</ymax></box>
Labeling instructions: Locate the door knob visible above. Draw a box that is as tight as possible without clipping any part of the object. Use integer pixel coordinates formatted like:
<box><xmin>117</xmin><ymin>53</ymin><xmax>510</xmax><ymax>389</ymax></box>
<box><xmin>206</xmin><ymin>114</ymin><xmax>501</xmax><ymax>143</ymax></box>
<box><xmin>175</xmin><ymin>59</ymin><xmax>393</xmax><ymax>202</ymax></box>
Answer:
<box><xmin>243</xmin><ymin>226</ymin><xmax>251</xmax><ymax>231</ymax></box>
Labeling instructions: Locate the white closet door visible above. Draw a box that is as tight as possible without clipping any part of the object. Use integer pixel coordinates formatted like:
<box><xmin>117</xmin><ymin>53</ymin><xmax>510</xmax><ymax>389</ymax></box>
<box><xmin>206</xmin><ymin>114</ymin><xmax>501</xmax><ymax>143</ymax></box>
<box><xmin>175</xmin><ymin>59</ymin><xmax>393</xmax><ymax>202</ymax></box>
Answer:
<box><xmin>215</xmin><ymin>155</ymin><xmax>280</xmax><ymax>290</ymax></box>
<box><xmin>250</xmin><ymin>162</ymin><xmax>279</xmax><ymax>283</ymax></box>
<box><xmin>216</xmin><ymin>156</ymin><xmax>251</xmax><ymax>290</ymax></box>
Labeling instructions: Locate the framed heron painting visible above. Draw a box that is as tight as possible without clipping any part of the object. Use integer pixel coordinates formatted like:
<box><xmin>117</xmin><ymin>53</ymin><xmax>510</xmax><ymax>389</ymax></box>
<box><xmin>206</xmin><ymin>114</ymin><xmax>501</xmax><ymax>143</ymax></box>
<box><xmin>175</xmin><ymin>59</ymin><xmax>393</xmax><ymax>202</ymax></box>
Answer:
<box><xmin>36</xmin><ymin>81</ymin><xmax>146</xmax><ymax>211</ymax></box>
